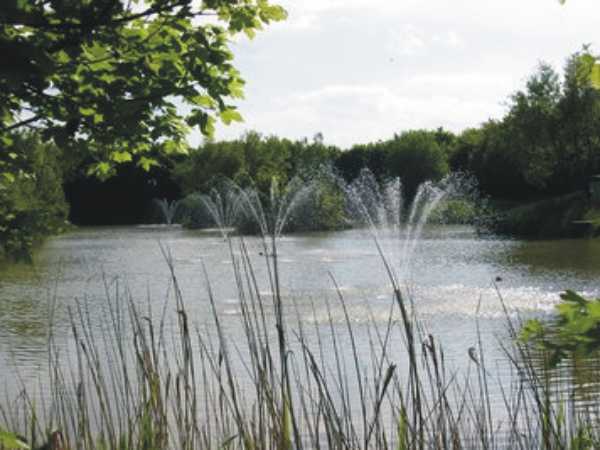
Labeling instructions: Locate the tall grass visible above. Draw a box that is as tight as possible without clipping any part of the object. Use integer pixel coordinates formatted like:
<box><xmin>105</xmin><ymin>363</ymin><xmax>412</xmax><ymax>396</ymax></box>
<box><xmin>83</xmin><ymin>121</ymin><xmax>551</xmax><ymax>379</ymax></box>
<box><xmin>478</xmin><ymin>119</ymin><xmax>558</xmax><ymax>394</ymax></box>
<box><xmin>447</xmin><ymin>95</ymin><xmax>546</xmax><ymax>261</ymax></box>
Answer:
<box><xmin>1</xmin><ymin>235</ymin><xmax>600</xmax><ymax>450</ymax></box>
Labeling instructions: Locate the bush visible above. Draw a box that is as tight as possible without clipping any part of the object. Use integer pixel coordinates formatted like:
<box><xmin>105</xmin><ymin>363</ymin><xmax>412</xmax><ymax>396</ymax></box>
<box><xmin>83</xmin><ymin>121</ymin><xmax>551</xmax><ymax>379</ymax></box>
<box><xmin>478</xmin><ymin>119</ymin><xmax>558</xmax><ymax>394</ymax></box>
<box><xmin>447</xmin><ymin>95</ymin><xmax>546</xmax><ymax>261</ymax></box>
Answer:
<box><xmin>287</xmin><ymin>179</ymin><xmax>348</xmax><ymax>232</ymax></box>
<box><xmin>429</xmin><ymin>199</ymin><xmax>478</xmax><ymax>225</ymax></box>
<box><xmin>493</xmin><ymin>191</ymin><xmax>588</xmax><ymax>238</ymax></box>
<box><xmin>0</xmin><ymin>133</ymin><xmax>69</xmax><ymax>261</ymax></box>
<box><xmin>174</xmin><ymin>193</ymin><xmax>214</xmax><ymax>229</ymax></box>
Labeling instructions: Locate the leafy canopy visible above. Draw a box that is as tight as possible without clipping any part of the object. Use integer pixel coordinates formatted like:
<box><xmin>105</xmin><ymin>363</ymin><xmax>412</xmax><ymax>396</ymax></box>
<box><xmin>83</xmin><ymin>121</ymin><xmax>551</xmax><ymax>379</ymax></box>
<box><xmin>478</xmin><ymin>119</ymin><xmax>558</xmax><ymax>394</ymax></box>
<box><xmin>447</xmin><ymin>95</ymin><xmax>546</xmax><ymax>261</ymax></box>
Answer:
<box><xmin>0</xmin><ymin>0</ymin><xmax>286</xmax><ymax>178</ymax></box>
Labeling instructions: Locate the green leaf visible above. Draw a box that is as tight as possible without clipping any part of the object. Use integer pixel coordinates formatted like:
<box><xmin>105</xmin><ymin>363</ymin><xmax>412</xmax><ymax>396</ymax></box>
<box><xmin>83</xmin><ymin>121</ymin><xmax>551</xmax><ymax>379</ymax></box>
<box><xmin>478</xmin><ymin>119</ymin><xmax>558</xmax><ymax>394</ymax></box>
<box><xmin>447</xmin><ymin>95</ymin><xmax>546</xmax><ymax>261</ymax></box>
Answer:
<box><xmin>519</xmin><ymin>319</ymin><xmax>544</xmax><ymax>343</ymax></box>
<box><xmin>84</xmin><ymin>42</ymin><xmax>110</xmax><ymax>60</ymax></box>
<box><xmin>2</xmin><ymin>172</ymin><xmax>16</xmax><ymax>184</ymax></box>
<box><xmin>145</xmin><ymin>57</ymin><xmax>161</xmax><ymax>74</ymax></box>
<box><xmin>590</xmin><ymin>63</ymin><xmax>600</xmax><ymax>89</ymax></box>
<box><xmin>79</xmin><ymin>106</ymin><xmax>95</xmax><ymax>116</ymax></box>
<box><xmin>228</xmin><ymin>79</ymin><xmax>245</xmax><ymax>99</ymax></box>
<box><xmin>190</xmin><ymin>95</ymin><xmax>216</xmax><ymax>108</ymax></box>
<box><xmin>87</xmin><ymin>162</ymin><xmax>113</xmax><ymax>177</ymax></box>
<box><xmin>110</xmin><ymin>151</ymin><xmax>132</xmax><ymax>163</ymax></box>
<box><xmin>560</xmin><ymin>290</ymin><xmax>587</xmax><ymax>306</ymax></box>
<box><xmin>0</xmin><ymin>429</ymin><xmax>30</xmax><ymax>449</ymax></box>
<box><xmin>261</xmin><ymin>5</ymin><xmax>288</xmax><ymax>22</ymax></box>
<box><xmin>137</xmin><ymin>156</ymin><xmax>159</xmax><ymax>171</ymax></box>
<box><xmin>1</xmin><ymin>135</ymin><xmax>14</xmax><ymax>146</ymax></box>
<box><xmin>201</xmin><ymin>115</ymin><xmax>216</xmax><ymax>137</ymax></box>
<box><xmin>220</xmin><ymin>108</ymin><xmax>243</xmax><ymax>125</ymax></box>
<box><xmin>163</xmin><ymin>140</ymin><xmax>188</xmax><ymax>155</ymax></box>
<box><xmin>56</xmin><ymin>50</ymin><xmax>70</xmax><ymax>65</ymax></box>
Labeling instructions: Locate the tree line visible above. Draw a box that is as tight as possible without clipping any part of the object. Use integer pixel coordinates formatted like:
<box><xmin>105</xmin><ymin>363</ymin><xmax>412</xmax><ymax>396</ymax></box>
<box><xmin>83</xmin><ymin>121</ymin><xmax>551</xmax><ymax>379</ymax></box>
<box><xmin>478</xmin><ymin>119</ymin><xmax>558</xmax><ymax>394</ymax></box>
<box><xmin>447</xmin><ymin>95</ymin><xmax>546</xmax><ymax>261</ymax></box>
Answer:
<box><xmin>3</xmin><ymin>48</ymin><xmax>600</xmax><ymax>259</ymax></box>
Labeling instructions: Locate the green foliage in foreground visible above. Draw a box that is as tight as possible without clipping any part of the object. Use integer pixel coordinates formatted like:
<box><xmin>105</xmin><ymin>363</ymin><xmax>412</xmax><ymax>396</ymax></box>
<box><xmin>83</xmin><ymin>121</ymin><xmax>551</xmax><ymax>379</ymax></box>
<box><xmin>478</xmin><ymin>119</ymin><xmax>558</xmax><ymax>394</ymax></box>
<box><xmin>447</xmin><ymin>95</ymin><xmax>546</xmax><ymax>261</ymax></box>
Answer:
<box><xmin>521</xmin><ymin>291</ymin><xmax>600</xmax><ymax>367</ymax></box>
<box><xmin>1</xmin><ymin>0</ymin><xmax>286</xmax><ymax>179</ymax></box>
<box><xmin>0</xmin><ymin>0</ymin><xmax>286</xmax><ymax>258</ymax></box>
<box><xmin>0</xmin><ymin>429</ymin><xmax>28</xmax><ymax>449</ymax></box>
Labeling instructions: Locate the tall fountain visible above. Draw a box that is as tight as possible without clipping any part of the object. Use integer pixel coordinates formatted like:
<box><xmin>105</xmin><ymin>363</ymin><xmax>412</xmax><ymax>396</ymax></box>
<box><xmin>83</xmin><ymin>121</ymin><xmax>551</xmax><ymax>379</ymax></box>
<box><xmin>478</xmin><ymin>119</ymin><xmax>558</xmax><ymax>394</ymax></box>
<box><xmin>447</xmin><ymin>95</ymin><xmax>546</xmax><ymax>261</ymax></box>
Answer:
<box><xmin>339</xmin><ymin>168</ymin><xmax>457</xmax><ymax>286</ymax></box>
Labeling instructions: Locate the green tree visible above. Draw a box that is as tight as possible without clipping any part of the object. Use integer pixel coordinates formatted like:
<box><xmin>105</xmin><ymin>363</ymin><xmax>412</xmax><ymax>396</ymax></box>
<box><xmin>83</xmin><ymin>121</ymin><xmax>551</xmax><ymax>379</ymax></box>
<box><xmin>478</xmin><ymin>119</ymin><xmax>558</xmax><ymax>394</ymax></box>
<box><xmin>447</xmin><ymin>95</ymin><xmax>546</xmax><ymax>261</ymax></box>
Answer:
<box><xmin>0</xmin><ymin>0</ymin><xmax>286</xmax><ymax>179</ymax></box>
<box><xmin>554</xmin><ymin>50</ymin><xmax>600</xmax><ymax>192</ymax></box>
<box><xmin>0</xmin><ymin>132</ymin><xmax>69</xmax><ymax>260</ymax></box>
<box><xmin>384</xmin><ymin>130</ymin><xmax>449</xmax><ymax>200</ymax></box>
<box><xmin>0</xmin><ymin>0</ymin><xmax>285</xmax><ymax>258</ymax></box>
<box><xmin>503</xmin><ymin>63</ymin><xmax>561</xmax><ymax>190</ymax></box>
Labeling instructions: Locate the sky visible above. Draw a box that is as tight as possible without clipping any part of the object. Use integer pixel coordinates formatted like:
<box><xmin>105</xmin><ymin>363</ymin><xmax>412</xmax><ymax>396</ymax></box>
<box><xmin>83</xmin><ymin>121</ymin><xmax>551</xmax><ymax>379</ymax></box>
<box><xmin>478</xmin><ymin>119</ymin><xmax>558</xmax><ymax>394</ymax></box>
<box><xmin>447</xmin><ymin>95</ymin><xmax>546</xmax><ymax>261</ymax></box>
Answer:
<box><xmin>191</xmin><ymin>0</ymin><xmax>600</xmax><ymax>149</ymax></box>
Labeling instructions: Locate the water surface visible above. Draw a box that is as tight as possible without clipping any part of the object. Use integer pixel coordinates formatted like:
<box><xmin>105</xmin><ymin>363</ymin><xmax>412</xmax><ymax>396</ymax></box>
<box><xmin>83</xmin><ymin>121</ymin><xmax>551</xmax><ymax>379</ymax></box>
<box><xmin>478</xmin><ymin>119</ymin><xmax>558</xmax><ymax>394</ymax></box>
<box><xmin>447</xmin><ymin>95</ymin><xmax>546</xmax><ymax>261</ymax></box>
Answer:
<box><xmin>1</xmin><ymin>226</ymin><xmax>599</xmax><ymax>410</ymax></box>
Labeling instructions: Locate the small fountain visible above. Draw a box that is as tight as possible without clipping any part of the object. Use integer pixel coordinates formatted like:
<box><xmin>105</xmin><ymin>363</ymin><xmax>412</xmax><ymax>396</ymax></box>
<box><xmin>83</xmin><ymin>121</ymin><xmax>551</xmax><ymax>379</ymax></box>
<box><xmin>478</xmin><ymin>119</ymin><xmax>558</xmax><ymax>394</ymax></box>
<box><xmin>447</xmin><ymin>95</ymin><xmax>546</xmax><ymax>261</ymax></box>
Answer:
<box><xmin>199</xmin><ymin>181</ymin><xmax>244</xmax><ymax>239</ymax></box>
<box><xmin>154</xmin><ymin>198</ymin><xmax>180</xmax><ymax>225</ymax></box>
<box><xmin>235</xmin><ymin>176</ymin><xmax>316</xmax><ymax>243</ymax></box>
<box><xmin>193</xmin><ymin>175</ymin><xmax>317</xmax><ymax>266</ymax></box>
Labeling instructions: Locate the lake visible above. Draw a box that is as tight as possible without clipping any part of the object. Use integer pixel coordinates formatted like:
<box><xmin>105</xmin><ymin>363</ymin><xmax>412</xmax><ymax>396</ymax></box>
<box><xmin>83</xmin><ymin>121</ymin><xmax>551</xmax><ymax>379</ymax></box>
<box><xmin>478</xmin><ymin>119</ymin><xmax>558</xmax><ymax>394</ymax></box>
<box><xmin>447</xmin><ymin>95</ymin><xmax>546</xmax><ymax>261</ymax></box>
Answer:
<box><xmin>1</xmin><ymin>225</ymin><xmax>600</xmax><ymax>422</ymax></box>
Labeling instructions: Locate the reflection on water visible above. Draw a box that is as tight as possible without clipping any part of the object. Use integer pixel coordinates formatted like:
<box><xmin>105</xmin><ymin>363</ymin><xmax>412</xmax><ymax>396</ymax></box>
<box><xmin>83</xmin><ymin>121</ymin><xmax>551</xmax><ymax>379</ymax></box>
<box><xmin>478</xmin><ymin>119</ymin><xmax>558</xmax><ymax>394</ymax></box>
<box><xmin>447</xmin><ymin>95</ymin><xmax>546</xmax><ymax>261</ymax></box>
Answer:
<box><xmin>1</xmin><ymin>225</ymin><xmax>600</xmax><ymax>411</ymax></box>
<box><xmin>507</xmin><ymin>239</ymin><xmax>600</xmax><ymax>277</ymax></box>
<box><xmin>524</xmin><ymin>346</ymin><xmax>600</xmax><ymax>413</ymax></box>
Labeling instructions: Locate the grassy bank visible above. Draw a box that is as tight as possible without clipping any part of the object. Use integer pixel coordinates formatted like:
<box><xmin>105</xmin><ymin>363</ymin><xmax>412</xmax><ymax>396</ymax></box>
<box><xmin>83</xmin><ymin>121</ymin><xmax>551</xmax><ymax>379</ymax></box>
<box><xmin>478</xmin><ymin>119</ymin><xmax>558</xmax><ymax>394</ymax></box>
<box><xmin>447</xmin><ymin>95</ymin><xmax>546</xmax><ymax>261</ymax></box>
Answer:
<box><xmin>1</xmin><ymin>233</ymin><xmax>599</xmax><ymax>450</ymax></box>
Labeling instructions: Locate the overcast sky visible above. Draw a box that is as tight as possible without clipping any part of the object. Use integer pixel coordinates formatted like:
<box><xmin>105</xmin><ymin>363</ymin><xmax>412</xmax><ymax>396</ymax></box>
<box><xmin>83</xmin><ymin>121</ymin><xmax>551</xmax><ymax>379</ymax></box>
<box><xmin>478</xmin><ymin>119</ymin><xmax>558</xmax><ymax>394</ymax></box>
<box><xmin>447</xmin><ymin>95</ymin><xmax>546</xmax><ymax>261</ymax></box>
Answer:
<box><xmin>190</xmin><ymin>0</ymin><xmax>600</xmax><ymax>149</ymax></box>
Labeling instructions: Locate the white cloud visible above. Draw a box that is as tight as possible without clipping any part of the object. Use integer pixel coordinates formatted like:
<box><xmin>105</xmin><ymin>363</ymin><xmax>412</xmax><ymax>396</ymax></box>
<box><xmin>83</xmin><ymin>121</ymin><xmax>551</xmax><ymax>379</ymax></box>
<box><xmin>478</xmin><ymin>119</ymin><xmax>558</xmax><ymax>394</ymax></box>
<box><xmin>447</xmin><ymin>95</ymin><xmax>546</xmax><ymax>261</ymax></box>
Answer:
<box><xmin>188</xmin><ymin>0</ymin><xmax>600</xmax><ymax>148</ymax></box>
<box><xmin>432</xmin><ymin>31</ymin><xmax>464</xmax><ymax>49</ymax></box>
<box><xmin>388</xmin><ymin>25</ymin><xmax>427</xmax><ymax>56</ymax></box>
<box><xmin>211</xmin><ymin>79</ymin><xmax>508</xmax><ymax>148</ymax></box>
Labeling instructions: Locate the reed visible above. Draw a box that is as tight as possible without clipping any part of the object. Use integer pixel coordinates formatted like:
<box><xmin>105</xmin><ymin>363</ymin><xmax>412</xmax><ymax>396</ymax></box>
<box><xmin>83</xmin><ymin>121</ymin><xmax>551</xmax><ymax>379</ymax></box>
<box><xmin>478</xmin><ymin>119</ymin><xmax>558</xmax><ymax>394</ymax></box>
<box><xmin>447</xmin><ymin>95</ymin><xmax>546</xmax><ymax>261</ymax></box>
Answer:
<box><xmin>1</xmin><ymin>233</ymin><xmax>600</xmax><ymax>450</ymax></box>
<box><xmin>2</xmin><ymin>172</ymin><xmax>599</xmax><ymax>449</ymax></box>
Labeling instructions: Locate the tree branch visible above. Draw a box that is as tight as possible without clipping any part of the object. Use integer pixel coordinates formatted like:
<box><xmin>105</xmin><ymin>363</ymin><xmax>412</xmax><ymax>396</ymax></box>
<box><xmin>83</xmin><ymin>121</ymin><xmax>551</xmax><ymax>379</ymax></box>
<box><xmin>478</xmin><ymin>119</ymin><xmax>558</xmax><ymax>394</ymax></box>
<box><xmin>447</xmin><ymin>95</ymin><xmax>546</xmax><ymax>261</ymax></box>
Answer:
<box><xmin>1</xmin><ymin>115</ymin><xmax>43</xmax><ymax>133</ymax></box>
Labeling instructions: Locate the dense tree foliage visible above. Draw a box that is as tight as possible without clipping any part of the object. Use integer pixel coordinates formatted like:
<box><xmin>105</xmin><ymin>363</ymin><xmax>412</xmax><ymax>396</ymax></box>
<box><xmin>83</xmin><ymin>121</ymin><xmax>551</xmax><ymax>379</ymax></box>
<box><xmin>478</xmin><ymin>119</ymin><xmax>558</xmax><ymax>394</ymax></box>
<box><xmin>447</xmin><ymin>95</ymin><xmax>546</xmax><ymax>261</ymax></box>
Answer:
<box><xmin>383</xmin><ymin>130</ymin><xmax>449</xmax><ymax>199</ymax></box>
<box><xmin>451</xmin><ymin>50</ymin><xmax>600</xmax><ymax>202</ymax></box>
<box><xmin>173</xmin><ymin>132</ymin><xmax>346</xmax><ymax>231</ymax></box>
<box><xmin>0</xmin><ymin>132</ymin><xmax>69</xmax><ymax>260</ymax></box>
<box><xmin>334</xmin><ymin>128</ymin><xmax>451</xmax><ymax>199</ymax></box>
<box><xmin>172</xmin><ymin>129</ymin><xmax>465</xmax><ymax>231</ymax></box>
<box><xmin>172</xmin><ymin>49</ymin><xmax>600</xmax><ymax>237</ymax></box>
<box><xmin>175</xmin><ymin>131</ymin><xmax>340</xmax><ymax>192</ymax></box>
<box><xmin>1</xmin><ymin>0</ymin><xmax>286</xmax><ymax>175</ymax></box>
<box><xmin>0</xmin><ymin>0</ymin><xmax>285</xmax><ymax>258</ymax></box>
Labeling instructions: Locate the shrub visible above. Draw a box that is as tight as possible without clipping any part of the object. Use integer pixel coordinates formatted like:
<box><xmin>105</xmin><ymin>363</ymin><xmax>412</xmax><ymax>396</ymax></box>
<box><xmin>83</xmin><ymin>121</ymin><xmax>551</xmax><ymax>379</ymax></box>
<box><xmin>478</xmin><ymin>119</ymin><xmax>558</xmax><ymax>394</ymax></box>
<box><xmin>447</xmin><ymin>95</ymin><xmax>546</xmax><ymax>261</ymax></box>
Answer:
<box><xmin>0</xmin><ymin>133</ymin><xmax>69</xmax><ymax>261</ymax></box>
<box><xmin>493</xmin><ymin>191</ymin><xmax>588</xmax><ymax>238</ymax></box>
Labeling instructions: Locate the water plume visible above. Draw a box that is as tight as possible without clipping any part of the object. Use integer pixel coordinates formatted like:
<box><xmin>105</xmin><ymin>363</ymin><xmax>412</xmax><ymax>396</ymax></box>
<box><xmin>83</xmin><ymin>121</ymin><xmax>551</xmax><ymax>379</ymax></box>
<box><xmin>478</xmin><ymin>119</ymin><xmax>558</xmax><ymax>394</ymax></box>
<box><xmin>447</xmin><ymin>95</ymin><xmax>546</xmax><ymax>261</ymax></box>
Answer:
<box><xmin>339</xmin><ymin>169</ymin><xmax>471</xmax><ymax>285</ymax></box>
<box><xmin>236</xmin><ymin>176</ymin><xmax>316</xmax><ymax>242</ymax></box>
<box><xmin>153</xmin><ymin>198</ymin><xmax>180</xmax><ymax>225</ymax></box>
<box><xmin>199</xmin><ymin>181</ymin><xmax>244</xmax><ymax>239</ymax></box>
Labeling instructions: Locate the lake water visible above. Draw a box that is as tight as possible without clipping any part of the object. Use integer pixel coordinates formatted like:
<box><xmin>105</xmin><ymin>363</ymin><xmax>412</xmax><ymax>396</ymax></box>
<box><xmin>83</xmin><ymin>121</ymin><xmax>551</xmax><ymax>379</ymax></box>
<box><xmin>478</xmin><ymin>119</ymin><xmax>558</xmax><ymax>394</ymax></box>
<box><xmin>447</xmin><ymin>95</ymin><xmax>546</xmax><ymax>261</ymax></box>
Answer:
<box><xmin>1</xmin><ymin>225</ymin><xmax>600</xmax><ymax>418</ymax></box>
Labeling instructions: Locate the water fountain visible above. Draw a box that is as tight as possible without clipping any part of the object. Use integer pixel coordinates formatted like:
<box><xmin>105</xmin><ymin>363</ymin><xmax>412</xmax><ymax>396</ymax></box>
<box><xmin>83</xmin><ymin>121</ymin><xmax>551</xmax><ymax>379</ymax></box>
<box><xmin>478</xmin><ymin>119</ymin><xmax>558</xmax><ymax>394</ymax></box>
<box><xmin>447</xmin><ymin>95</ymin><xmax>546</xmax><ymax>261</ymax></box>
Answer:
<box><xmin>198</xmin><ymin>181</ymin><xmax>244</xmax><ymax>239</ymax></box>
<box><xmin>338</xmin><ymin>168</ymin><xmax>463</xmax><ymax>286</ymax></box>
<box><xmin>236</xmin><ymin>176</ymin><xmax>316</xmax><ymax>241</ymax></box>
<box><xmin>153</xmin><ymin>198</ymin><xmax>180</xmax><ymax>225</ymax></box>
<box><xmin>196</xmin><ymin>176</ymin><xmax>317</xmax><ymax>250</ymax></box>
<box><xmin>195</xmin><ymin>167</ymin><xmax>469</xmax><ymax>277</ymax></box>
